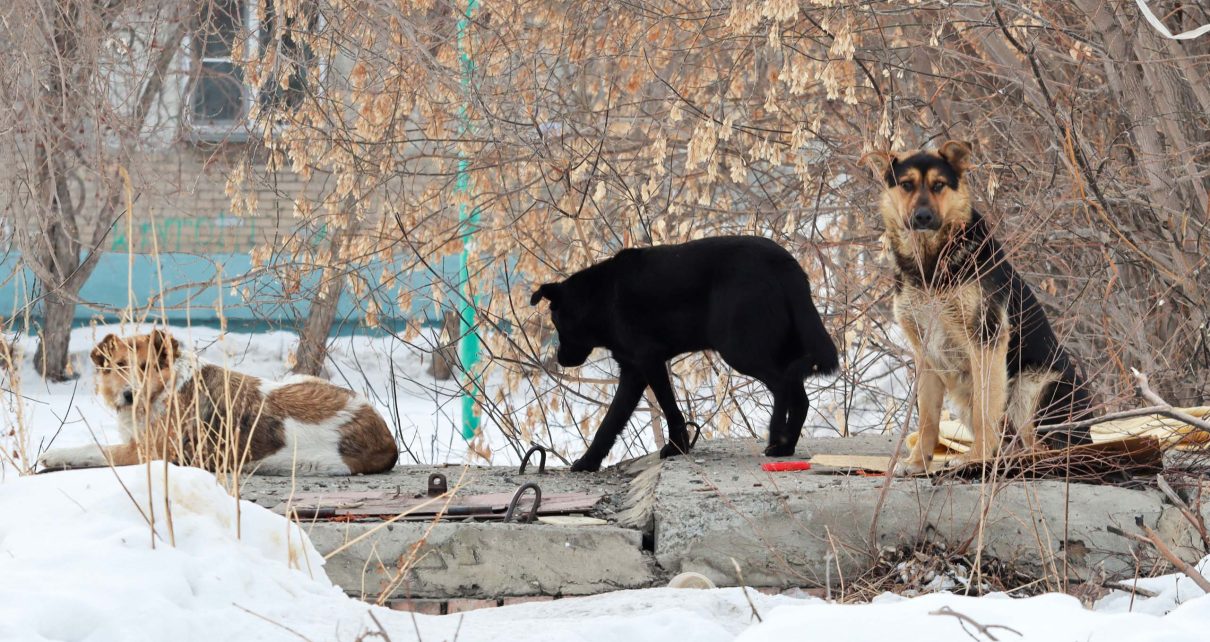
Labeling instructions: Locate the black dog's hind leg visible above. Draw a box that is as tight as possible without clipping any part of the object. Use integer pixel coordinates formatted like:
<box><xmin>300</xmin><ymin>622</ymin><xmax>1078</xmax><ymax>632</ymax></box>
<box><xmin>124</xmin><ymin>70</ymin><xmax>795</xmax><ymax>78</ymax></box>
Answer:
<box><xmin>642</xmin><ymin>362</ymin><xmax>691</xmax><ymax>458</ymax></box>
<box><xmin>762</xmin><ymin>378</ymin><xmax>793</xmax><ymax>457</ymax></box>
<box><xmin>571</xmin><ymin>364</ymin><xmax>646</xmax><ymax>472</ymax></box>
<box><xmin>767</xmin><ymin>381</ymin><xmax>808</xmax><ymax>457</ymax></box>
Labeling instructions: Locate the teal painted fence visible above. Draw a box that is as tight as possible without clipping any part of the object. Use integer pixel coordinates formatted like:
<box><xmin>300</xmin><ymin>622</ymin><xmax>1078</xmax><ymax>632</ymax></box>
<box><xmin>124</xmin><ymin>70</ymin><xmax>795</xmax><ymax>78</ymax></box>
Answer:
<box><xmin>0</xmin><ymin>252</ymin><xmax>460</xmax><ymax>333</ymax></box>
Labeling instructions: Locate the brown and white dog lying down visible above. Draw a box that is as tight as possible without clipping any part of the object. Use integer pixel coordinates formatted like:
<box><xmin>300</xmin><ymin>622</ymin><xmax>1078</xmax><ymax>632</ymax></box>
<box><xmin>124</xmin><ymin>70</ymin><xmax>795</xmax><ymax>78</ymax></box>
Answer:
<box><xmin>37</xmin><ymin>330</ymin><xmax>398</xmax><ymax>476</ymax></box>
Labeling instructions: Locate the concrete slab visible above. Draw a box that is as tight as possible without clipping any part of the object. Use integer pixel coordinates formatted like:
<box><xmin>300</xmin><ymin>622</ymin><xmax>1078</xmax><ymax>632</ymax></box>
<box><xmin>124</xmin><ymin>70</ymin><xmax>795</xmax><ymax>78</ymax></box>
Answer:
<box><xmin>307</xmin><ymin>520</ymin><xmax>654</xmax><ymax>599</ymax></box>
<box><xmin>653</xmin><ymin>437</ymin><xmax>1190</xmax><ymax>588</ymax></box>
<box><xmin>237</xmin><ymin>435</ymin><xmax>1201</xmax><ymax>600</ymax></box>
<box><xmin>239</xmin><ymin>460</ymin><xmax>634</xmax><ymax>519</ymax></box>
<box><xmin>240</xmin><ymin>460</ymin><xmax>651</xmax><ymax>600</ymax></box>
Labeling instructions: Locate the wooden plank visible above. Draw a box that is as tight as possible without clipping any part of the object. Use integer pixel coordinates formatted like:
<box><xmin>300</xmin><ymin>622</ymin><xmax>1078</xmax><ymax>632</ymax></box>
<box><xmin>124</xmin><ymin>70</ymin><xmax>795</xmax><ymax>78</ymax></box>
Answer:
<box><xmin>808</xmin><ymin>436</ymin><xmax>1165</xmax><ymax>482</ymax></box>
<box><xmin>946</xmin><ymin>436</ymin><xmax>1164</xmax><ymax>482</ymax></box>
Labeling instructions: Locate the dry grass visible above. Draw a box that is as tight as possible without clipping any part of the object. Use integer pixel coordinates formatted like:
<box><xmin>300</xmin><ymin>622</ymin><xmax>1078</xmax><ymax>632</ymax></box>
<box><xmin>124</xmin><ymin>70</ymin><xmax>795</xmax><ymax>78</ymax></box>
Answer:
<box><xmin>844</xmin><ymin>542</ymin><xmax>1047</xmax><ymax>603</ymax></box>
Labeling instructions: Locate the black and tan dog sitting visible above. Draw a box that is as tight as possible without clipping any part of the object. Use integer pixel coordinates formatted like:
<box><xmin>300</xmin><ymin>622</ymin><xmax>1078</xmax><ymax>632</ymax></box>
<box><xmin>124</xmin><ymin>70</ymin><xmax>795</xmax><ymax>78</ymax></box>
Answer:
<box><xmin>864</xmin><ymin>141</ymin><xmax>1093</xmax><ymax>474</ymax></box>
<box><xmin>531</xmin><ymin>236</ymin><xmax>839</xmax><ymax>472</ymax></box>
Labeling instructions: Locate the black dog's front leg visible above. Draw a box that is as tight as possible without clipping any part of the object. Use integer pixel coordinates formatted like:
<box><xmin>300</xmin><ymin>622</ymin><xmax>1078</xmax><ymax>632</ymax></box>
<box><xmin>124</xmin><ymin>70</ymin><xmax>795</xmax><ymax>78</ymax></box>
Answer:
<box><xmin>642</xmin><ymin>362</ymin><xmax>691</xmax><ymax>459</ymax></box>
<box><xmin>571</xmin><ymin>364</ymin><xmax>646</xmax><ymax>472</ymax></box>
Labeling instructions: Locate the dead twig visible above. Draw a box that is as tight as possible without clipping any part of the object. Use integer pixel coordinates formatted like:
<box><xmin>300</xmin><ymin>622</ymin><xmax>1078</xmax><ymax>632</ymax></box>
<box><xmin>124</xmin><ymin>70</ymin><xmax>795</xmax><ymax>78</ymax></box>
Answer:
<box><xmin>1156</xmin><ymin>474</ymin><xmax>1210</xmax><ymax>551</ymax></box>
<box><xmin>1131</xmin><ymin>369</ymin><xmax>1210</xmax><ymax>434</ymax></box>
<box><xmin>234</xmin><ymin>604</ymin><xmax>316</xmax><ymax>642</ymax></box>
<box><xmin>1101</xmin><ymin>580</ymin><xmax>1159</xmax><ymax>598</ymax></box>
<box><xmin>357</xmin><ymin>612</ymin><xmax>394</xmax><ymax>642</ymax></box>
<box><xmin>730</xmin><ymin>558</ymin><xmax>763</xmax><ymax>623</ymax></box>
<box><xmin>1107</xmin><ymin>517</ymin><xmax>1210</xmax><ymax>593</ymax></box>
<box><xmin>929</xmin><ymin>605</ymin><xmax>1022</xmax><ymax>641</ymax></box>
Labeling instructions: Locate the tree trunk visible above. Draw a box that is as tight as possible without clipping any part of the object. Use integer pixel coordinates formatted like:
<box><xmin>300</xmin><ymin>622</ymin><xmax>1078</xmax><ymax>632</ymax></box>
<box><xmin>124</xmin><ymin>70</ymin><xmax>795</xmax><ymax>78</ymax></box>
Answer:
<box><xmin>292</xmin><ymin>272</ymin><xmax>345</xmax><ymax>377</ymax></box>
<box><xmin>34</xmin><ymin>290</ymin><xmax>76</xmax><ymax>381</ymax></box>
<box><xmin>292</xmin><ymin>225</ymin><xmax>351</xmax><ymax>377</ymax></box>
<box><xmin>427</xmin><ymin>310</ymin><xmax>461</xmax><ymax>381</ymax></box>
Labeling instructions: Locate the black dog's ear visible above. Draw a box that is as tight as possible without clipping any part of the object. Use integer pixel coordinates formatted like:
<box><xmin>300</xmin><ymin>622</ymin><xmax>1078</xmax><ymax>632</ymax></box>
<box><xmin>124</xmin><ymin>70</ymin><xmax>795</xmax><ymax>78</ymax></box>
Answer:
<box><xmin>529</xmin><ymin>283</ymin><xmax>562</xmax><ymax>307</ymax></box>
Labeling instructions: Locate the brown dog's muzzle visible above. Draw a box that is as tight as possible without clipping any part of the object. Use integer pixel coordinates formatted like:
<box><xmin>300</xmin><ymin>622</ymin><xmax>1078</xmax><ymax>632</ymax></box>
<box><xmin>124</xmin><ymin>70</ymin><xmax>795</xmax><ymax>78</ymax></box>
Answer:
<box><xmin>910</xmin><ymin>206</ymin><xmax>941</xmax><ymax>231</ymax></box>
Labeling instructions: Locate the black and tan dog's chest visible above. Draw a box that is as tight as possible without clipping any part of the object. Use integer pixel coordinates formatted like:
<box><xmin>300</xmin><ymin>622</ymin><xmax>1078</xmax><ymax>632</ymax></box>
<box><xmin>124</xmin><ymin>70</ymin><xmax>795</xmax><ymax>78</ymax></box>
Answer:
<box><xmin>893</xmin><ymin>281</ymin><xmax>994</xmax><ymax>412</ymax></box>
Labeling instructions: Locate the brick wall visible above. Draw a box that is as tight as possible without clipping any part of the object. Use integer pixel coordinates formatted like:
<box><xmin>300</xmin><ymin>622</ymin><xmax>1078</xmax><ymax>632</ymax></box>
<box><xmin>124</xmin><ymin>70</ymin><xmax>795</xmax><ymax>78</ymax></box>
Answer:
<box><xmin>109</xmin><ymin>142</ymin><xmax>315</xmax><ymax>255</ymax></box>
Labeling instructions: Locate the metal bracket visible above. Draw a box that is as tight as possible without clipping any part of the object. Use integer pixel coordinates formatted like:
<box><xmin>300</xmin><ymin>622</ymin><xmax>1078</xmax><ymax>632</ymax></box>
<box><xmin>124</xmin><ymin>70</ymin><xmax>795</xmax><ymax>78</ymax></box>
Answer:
<box><xmin>686</xmin><ymin>421</ymin><xmax>703</xmax><ymax>449</ymax></box>
<box><xmin>504</xmin><ymin>482</ymin><xmax>543</xmax><ymax>523</ymax></box>
<box><xmin>427</xmin><ymin>473</ymin><xmax>448</xmax><ymax>497</ymax></box>
<box><xmin>519</xmin><ymin>445</ymin><xmax>547</xmax><ymax>474</ymax></box>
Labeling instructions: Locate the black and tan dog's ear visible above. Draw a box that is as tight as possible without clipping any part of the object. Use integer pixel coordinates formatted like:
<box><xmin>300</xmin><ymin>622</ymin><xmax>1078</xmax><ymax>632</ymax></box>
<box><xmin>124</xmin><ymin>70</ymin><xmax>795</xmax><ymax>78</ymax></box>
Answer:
<box><xmin>149</xmin><ymin>329</ymin><xmax>180</xmax><ymax>363</ymax></box>
<box><xmin>859</xmin><ymin>150</ymin><xmax>897</xmax><ymax>185</ymax></box>
<box><xmin>91</xmin><ymin>334</ymin><xmax>119</xmax><ymax>368</ymax></box>
<box><xmin>938</xmin><ymin>140</ymin><xmax>973</xmax><ymax>174</ymax></box>
<box><xmin>530</xmin><ymin>283</ymin><xmax>563</xmax><ymax>307</ymax></box>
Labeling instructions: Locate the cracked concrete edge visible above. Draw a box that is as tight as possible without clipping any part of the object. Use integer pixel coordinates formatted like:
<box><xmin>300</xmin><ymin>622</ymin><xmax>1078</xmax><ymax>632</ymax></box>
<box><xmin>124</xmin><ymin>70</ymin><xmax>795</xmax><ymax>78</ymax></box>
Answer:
<box><xmin>308</xmin><ymin>520</ymin><xmax>658</xmax><ymax>600</ymax></box>
<box><xmin>654</xmin><ymin>479</ymin><xmax>1208</xmax><ymax>589</ymax></box>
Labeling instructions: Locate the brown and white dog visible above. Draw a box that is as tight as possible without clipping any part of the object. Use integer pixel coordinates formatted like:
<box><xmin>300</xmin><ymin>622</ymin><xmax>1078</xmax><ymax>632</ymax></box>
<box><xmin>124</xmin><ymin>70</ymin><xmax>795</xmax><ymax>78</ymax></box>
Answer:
<box><xmin>37</xmin><ymin>330</ymin><xmax>398</xmax><ymax>475</ymax></box>
<box><xmin>865</xmin><ymin>142</ymin><xmax>1093</xmax><ymax>474</ymax></box>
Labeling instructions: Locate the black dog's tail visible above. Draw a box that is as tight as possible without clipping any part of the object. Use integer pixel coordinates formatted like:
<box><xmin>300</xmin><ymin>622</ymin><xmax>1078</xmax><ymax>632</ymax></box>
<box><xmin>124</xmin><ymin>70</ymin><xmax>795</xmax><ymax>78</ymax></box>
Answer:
<box><xmin>780</xmin><ymin>267</ymin><xmax>840</xmax><ymax>378</ymax></box>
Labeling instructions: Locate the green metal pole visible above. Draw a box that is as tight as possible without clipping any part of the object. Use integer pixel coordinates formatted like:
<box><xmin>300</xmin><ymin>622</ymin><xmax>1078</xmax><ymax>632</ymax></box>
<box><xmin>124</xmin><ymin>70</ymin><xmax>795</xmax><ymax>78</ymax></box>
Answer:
<box><xmin>456</xmin><ymin>0</ymin><xmax>481</xmax><ymax>440</ymax></box>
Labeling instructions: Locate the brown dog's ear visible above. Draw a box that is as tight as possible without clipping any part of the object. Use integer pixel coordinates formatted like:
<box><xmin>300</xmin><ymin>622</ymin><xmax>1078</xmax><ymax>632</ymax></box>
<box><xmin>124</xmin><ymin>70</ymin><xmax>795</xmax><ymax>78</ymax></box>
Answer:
<box><xmin>149</xmin><ymin>329</ymin><xmax>180</xmax><ymax>363</ymax></box>
<box><xmin>529</xmin><ymin>283</ymin><xmax>562</xmax><ymax>308</ymax></box>
<box><xmin>937</xmin><ymin>140</ymin><xmax>973</xmax><ymax>174</ymax></box>
<box><xmin>91</xmin><ymin>334</ymin><xmax>119</xmax><ymax>368</ymax></box>
<box><xmin>859</xmin><ymin>150</ymin><xmax>897</xmax><ymax>186</ymax></box>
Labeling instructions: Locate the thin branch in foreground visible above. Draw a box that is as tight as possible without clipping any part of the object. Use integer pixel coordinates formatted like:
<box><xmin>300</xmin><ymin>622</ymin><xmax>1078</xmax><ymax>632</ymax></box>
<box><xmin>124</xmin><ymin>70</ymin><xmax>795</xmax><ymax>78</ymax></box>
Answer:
<box><xmin>1107</xmin><ymin>517</ymin><xmax>1210</xmax><ymax>593</ymax></box>
<box><xmin>1101</xmin><ymin>581</ymin><xmax>1159</xmax><ymax>599</ymax></box>
<box><xmin>1156</xmin><ymin>474</ymin><xmax>1210</xmax><ymax>551</ymax></box>
<box><xmin>929</xmin><ymin>605</ymin><xmax>1022</xmax><ymax>641</ymax></box>
<box><xmin>730</xmin><ymin>558</ymin><xmax>763</xmax><ymax>623</ymax></box>
<box><xmin>1131</xmin><ymin>368</ymin><xmax>1210</xmax><ymax>435</ymax></box>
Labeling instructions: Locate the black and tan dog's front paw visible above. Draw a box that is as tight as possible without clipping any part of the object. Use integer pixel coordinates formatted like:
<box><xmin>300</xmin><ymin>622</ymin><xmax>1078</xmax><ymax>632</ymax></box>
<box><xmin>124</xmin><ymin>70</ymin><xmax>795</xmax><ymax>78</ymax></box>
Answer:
<box><xmin>893</xmin><ymin>449</ymin><xmax>932</xmax><ymax>476</ymax></box>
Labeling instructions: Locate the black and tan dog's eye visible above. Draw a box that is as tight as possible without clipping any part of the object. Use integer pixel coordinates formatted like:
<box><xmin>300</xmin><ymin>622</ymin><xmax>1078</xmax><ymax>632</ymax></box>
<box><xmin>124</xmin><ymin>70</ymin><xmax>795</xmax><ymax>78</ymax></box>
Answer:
<box><xmin>932</xmin><ymin>182</ymin><xmax>945</xmax><ymax>193</ymax></box>
<box><xmin>900</xmin><ymin>180</ymin><xmax>915</xmax><ymax>192</ymax></box>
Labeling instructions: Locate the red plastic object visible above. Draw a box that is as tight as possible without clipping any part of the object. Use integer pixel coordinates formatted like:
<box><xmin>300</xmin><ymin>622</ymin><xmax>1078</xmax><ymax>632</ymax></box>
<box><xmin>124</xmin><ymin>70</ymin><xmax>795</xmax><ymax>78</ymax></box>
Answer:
<box><xmin>761</xmin><ymin>461</ymin><xmax>812</xmax><ymax>472</ymax></box>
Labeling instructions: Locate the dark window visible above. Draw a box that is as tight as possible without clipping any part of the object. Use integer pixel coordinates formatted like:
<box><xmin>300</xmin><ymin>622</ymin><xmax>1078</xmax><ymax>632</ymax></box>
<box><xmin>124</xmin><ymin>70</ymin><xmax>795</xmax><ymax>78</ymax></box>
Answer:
<box><xmin>258</xmin><ymin>1</ymin><xmax>316</xmax><ymax>113</ymax></box>
<box><xmin>190</xmin><ymin>0</ymin><xmax>314</xmax><ymax>130</ymax></box>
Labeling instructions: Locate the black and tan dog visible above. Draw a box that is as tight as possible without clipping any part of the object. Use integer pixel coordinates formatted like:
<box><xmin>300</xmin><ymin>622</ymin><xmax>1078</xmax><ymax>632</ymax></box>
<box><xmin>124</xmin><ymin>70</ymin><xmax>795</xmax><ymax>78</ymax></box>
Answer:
<box><xmin>864</xmin><ymin>141</ymin><xmax>1093</xmax><ymax>474</ymax></box>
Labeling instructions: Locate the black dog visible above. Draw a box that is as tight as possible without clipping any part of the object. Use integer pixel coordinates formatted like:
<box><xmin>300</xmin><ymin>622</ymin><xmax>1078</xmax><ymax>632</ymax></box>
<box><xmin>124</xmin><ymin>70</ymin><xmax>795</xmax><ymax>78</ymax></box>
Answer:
<box><xmin>530</xmin><ymin>235</ymin><xmax>839</xmax><ymax>472</ymax></box>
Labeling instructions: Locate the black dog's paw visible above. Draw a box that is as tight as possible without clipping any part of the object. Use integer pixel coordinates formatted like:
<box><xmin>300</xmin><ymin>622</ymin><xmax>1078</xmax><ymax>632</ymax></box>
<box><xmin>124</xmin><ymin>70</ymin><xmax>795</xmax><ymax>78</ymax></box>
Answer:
<box><xmin>763</xmin><ymin>443</ymin><xmax>797</xmax><ymax>457</ymax></box>
<box><xmin>659</xmin><ymin>441</ymin><xmax>691</xmax><ymax>459</ymax></box>
<box><xmin>570</xmin><ymin>458</ymin><xmax>602</xmax><ymax>473</ymax></box>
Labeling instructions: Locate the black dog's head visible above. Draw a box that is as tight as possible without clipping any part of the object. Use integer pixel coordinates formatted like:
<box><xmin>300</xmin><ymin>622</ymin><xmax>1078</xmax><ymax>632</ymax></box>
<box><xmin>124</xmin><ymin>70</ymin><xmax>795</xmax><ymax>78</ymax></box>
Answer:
<box><xmin>863</xmin><ymin>141</ymin><xmax>974</xmax><ymax>256</ymax></box>
<box><xmin>530</xmin><ymin>282</ymin><xmax>595</xmax><ymax>367</ymax></box>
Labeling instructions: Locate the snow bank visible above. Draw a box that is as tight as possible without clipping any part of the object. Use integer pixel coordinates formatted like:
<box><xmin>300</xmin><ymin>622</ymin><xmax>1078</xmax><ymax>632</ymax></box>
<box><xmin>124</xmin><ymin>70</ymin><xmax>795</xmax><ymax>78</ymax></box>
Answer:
<box><xmin>0</xmin><ymin>464</ymin><xmax>796</xmax><ymax>642</ymax></box>
<box><xmin>0</xmin><ymin>464</ymin><xmax>377</xmax><ymax>642</ymax></box>
<box><xmin>739</xmin><ymin>587</ymin><xmax>1210</xmax><ymax>642</ymax></box>
<box><xmin>3</xmin><ymin>463</ymin><xmax>1210</xmax><ymax>641</ymax></box>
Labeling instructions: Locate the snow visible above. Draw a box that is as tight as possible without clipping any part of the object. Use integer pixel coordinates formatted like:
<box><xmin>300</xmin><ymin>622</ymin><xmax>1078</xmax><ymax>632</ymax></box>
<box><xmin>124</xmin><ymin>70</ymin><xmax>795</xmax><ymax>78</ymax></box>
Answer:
<box><xmin>4</xmin><ymin>325</ymin><xmax>1210</xmax><ymax>641</ymax></box>
<box><xmin>2</xmin><ymin>463</ymin><xmax>1210</xmax><ymax>642</ymax></box>
<box><xmin>0</xmin><ymin>463</ymin><xmax>797</xmax><ymax>641</ymax></box>
<box><xmin>741</xmin><ymin>591</ymin><xmax>1210</xmax><ymax>642</ymax></box>
<box><xmin>2</xmin><ymin>322</ymin><xmax>903</xmax><ymax>479</ymax></box>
